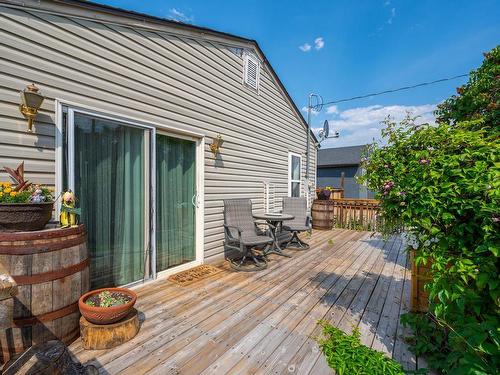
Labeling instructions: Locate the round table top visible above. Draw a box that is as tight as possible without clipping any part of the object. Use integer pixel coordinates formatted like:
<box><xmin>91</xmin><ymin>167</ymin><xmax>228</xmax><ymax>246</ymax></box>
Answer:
<box><xmin>253</xmin><ymin>213</ymin><xmax>294</xmax><ymax>221</ymax></box>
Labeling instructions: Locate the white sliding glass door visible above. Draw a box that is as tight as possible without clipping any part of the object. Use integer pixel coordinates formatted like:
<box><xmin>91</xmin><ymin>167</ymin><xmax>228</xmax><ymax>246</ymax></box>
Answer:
<box><xmin>60</xmin><ymin>106</ymin><xmax>203</xmax><ymax>288</ymax></box>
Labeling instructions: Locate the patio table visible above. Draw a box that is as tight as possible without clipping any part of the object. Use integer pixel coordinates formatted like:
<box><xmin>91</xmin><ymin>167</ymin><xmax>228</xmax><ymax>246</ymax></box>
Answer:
<box><xmin>253</xmin><ymin>213</ymin><xmax>294</xmax><ymax>257</ymax></box>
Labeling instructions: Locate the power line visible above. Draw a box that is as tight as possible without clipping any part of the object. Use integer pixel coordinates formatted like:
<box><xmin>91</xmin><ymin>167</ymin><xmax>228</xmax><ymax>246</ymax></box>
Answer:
<box><xmin>320</xmin><ymin>73</ymin><xmax>469</xmax><ymax>107</ymax></box>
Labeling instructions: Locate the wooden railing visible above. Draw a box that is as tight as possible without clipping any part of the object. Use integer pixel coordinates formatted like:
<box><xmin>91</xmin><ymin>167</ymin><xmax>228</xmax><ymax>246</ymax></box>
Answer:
<box><xmin>331</xmin><ymin>198</ymin><xmax>381</xmax><ymax>231</ymax></box>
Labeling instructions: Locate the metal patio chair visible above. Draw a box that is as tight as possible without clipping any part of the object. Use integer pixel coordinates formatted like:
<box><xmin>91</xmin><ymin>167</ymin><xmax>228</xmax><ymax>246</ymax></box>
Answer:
<box><xmin>223</xmin><ymin>199</ymin><xmax>274</xmax><ymax>271</ymax></box>
<box><xmin>282</xmin><ymin>197</ymin><xmax>311</xmax><ymax>250</ymax></box>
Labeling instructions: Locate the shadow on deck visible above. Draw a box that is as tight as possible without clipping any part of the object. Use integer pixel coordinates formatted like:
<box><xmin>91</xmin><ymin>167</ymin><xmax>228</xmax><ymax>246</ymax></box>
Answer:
<box><xmin>68</xmin><ymin>229</ymin><xmax>421</xmax><ymax>375</ymax></box>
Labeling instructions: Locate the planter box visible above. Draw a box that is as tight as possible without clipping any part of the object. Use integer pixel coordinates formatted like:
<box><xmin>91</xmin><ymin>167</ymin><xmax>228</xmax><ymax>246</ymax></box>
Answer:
<box><xmin>410</xmin><ymin>250</ymin><xmax>432</xmax><ymax>312</ymax></box>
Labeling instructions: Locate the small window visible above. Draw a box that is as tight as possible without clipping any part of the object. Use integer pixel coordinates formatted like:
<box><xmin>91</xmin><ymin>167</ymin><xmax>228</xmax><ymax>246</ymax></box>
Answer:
<box><xmin>243</xmin><ymin>52</ymin><xmax>260</xmax><ymax>91</ymax></box>
<box><xmin>288</xmin><ymin>152</ymin><xmax>302</xmax><ymax>197</ymax></box>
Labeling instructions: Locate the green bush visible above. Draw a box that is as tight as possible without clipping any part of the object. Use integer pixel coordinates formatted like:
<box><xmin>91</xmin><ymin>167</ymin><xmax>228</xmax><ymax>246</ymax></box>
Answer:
<box><xmin>358</xmin><ymin>47</ymin><xmax>499</xmax><ymax>374</ymax></box>
<box><xmin>317</xmin><ymin>321</ymin><xmax>406</xmax><ymax>375</ymax></box>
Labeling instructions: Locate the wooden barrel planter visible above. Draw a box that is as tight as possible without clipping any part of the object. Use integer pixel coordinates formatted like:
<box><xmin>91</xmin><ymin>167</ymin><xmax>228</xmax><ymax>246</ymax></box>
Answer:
<box><xmin>312</xmin><ymin>200</ymin><xmax>335</xmax><ymax>230</ymax></box>
<box><xmin>410</xmin><ymin>250</ymin><xmax>432</xmax><ymax>312</ymax></box>
<box><xmin>0</xmin><ymin>225</ymin><xmax>89</xmax><ymax>364</ymax></box>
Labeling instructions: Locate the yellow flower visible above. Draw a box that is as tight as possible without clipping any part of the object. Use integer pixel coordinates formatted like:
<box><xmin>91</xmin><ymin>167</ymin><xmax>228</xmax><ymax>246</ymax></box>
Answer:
<box><xmin>10</xmin><ymin>191</ymin><xmax>17</xmax><ymax>197</ymax></box>
<box><xmin>4</xmin><ymin>187</ymin><xmax>11</xmax><ymax>194</ymax></box>
<box><xmin>0</xmin><ymin>192</ymin><xmax>3</xmax><ymax>197</ymax></box>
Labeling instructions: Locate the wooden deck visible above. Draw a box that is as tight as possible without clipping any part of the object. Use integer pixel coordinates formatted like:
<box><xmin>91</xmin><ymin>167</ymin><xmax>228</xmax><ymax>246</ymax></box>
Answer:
<box><xmin>69</xmin><ymin>229</ymin><xmax>419</xmax><ymax>374</ymax></box>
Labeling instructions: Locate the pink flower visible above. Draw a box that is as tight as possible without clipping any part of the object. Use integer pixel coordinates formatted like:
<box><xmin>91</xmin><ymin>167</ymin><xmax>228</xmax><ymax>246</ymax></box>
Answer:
<box><xmin>419</xmin><ymin>159</ymin><xmax>430</xmax><ymax>165</ymax></box>
<box><xmin>382</xmin><ymin>181</ymin><xmax>395</xmax><ymax>193</ymax></box>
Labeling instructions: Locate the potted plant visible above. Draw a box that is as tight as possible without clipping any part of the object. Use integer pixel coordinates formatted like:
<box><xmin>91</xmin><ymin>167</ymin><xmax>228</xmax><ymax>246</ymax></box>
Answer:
<box><xmin>78</xmin><ymin>288</ymin><xmax>137</xmax><ymax>325</ymax></box>
<box><xmin>0</xmin><ymin>162</ymin><xmax>54</xmax><ymax>231</ymax></box>
<box><xmin>316</xmin><ymin>188</ymin><xmax>332</xmax><ymax>200</ymax></box>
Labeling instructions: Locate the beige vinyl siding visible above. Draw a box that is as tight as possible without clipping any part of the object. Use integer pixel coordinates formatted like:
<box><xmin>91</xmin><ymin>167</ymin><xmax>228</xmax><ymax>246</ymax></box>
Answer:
<box><xmin>0</xmin><ymin>2</ymin><xmax>317</xmax><ymax>261</ymax></box>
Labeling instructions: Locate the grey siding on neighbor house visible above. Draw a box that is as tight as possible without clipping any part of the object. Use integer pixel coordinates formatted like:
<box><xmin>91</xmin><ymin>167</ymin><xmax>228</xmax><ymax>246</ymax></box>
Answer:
<box><xmin>0</xmin><ymin>1</ymin><xmax>317</xmax><ymax>260</ymax></box>
<box><xmin>317</xmin><ymin>166</ymin><xmax>375</xmax><ymax>199</ymax></box>
<box><xmin>317</xmin><ymin>166</ymin><xmax>359</xmax><ymax>198</ymax></box>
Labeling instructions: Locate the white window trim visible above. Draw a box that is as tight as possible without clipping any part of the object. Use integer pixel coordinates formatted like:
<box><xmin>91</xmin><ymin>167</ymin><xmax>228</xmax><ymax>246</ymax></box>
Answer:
<box><xmin>243</xmin><ymin>51</ymin><xmax>260</xmax><ymax>92</ymax></box>
<box><xmin>288</xmin><ymin>152</ymin><xmax>302</xmax><ymax>197</ymax></box>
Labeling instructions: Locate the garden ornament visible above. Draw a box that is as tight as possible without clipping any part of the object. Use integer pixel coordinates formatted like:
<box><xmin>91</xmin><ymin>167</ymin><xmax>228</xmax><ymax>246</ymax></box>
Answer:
<box><xmin>60</xmin><ymin>190</ymin><xmax>81</xmax><ymax>227</ymax></box>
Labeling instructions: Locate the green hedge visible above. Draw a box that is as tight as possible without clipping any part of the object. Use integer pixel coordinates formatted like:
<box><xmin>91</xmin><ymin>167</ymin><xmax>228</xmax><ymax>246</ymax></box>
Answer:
<box><xmin>358</xmin><ymin>47</ymin><xmax>499</xmax><ymax>374</ymax></box>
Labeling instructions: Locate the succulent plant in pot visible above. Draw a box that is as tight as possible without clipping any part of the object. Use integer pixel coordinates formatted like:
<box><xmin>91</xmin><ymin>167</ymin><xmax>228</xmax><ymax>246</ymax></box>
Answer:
<box><xmin>0</xmin><ymin>162</ymin><xmax>54</xmax><ymax>231</ymax></box>
<box><xmin>78</xmin><ymin>288</ymin><xmax>137</xmax><ymax>325</ymax></box>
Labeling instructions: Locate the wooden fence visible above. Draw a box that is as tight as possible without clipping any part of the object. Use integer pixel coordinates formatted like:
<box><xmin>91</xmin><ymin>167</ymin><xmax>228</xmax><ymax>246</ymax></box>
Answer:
<box><xmin>330</xmin><ymin>198</ymin><xmax>381</xmax><ymax>231</ymax></box>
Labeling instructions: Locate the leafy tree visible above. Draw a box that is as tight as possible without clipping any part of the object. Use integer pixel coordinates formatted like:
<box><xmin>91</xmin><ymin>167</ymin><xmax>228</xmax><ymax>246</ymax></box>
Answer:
<box><xmin>358</xmin><ymin>47</ymin><xmax>500</xmax><ymax>374</ymax></box>
<box><xmin>436</xmin><ymin>46</ymin><xmax>499</xmax><ymax>133</ymax></box>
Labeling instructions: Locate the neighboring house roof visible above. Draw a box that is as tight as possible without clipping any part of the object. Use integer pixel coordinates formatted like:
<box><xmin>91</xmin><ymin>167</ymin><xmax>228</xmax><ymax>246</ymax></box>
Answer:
<box><xmin>317</xmin><ymin>145</ymin><xmax>367</xmax><ymax>167</ymax></box>
<box><xmin>15</xmin><ymin>0</ymin><xmax>318</xmax><ymax>144</ymax></box>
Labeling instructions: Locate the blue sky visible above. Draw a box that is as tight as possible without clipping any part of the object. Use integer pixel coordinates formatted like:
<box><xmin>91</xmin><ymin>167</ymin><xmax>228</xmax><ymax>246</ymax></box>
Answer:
<box><xmin>94</xmin><ymin>0</ymin><xmax>499</xmax><ymax>147</ymax></box>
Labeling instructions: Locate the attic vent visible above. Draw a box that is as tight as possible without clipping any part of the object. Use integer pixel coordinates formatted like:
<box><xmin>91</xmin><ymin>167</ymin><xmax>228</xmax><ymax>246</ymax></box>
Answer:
<box><xmin>243</xmin><ymin>53</ymin><xmax>260</xmax><ymax>91</ymax></box>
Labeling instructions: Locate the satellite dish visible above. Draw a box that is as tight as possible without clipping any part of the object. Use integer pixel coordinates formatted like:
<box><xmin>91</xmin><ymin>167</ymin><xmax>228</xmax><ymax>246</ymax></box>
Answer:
<box><xmin>323</xmin><ymin>120</ymin><xmax>330</xmax><ymax>138</ymax></box>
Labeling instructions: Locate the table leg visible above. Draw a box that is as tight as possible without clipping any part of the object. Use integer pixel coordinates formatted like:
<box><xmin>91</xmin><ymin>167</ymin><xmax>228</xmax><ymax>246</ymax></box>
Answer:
<box><xmin>264</xmin><ymin>221</ymin><xmax>292</xmax><ymax>258</ymax></box>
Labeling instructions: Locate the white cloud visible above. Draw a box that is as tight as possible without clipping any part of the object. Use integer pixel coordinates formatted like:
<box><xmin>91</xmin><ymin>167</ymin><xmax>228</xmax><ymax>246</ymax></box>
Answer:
<box><xmin>314</xmin><ymin>37</ymin><xmax>325</xmax><ymax>50</ymax></box>
<box><xmin>301</xmin><ymin>106</ymin><xmax>319</xmax><ymax>116</ymax></box>
<box><xmin>387</xmin><ymin>7</ymin><xmax>396</xmax><ymax>24</ymax></box>
<box><xmin>299</xmin><ymin>37</ymin><xmax>325</xmax><ymax>52</ymax></box>
<box><xmin>168</xmin><ymin>8</ymin><xmax>194</xmax><ymax>23</ymax></box>
<box><xmin>321</xmin><ymin>104</ymin><xmax>437</xmax><ymax>148</ymax></box>
<box><xmin>326</xmin><ymin>105</ymin><xmax>338</xmax><ymax>114</ymax></box>
<box><xmin>299</xmin><ymin>43</ymin><xmax>312</xmax><ymax>52</ymax></box>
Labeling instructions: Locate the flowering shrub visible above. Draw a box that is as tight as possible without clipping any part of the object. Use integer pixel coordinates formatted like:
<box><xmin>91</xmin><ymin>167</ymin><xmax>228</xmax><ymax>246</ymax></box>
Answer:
<box><xmin>358</xmin><ymin>48</ymin><xmax>499</xmax><ymax>374</ymax></box>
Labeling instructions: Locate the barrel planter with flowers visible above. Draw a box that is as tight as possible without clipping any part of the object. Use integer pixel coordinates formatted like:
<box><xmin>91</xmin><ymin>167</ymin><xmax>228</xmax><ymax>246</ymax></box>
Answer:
<box><xmin>0</xmin><ymin>162</ymin><xmax>90</xmax><ymax>364</ymax></box>
<box><xmin>312</xmin><ymin>187</ymin><xmax>338</xmax><ymax>230</ymax></box>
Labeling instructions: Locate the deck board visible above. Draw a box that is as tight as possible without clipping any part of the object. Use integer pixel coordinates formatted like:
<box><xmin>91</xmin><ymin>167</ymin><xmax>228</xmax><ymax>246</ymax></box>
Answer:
<box><xmin>69</xmin><ymin>229</ymin><xmax>420</xmax><ymax>374</ymax></box>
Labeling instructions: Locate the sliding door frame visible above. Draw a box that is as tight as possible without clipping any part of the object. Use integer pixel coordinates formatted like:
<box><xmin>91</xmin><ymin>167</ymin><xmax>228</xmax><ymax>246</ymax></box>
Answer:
<box><xmin>55</xmin><ymin>100</ymin><xmax>205</xmax><ymax>287</ymax></box>
<box><xmin>155</xmin><ymin>130</ymin><xmax>205</xmax><ymax>280</ymax></box>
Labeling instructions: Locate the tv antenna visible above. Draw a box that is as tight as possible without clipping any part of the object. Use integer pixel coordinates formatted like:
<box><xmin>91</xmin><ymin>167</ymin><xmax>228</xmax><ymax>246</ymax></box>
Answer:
<box><xmin>318</xmin><ymin>120</ymin><xmax>339</xmax><ymax>143</ymax></box>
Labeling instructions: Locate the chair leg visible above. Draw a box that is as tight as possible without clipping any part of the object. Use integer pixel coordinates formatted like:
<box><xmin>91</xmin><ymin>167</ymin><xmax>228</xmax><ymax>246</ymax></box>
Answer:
<box><xmin>229</xmin><ymin>246</ymin><xmax>268</xmax><ymax>272</ymax></box>
<box><xmin>284</xmin><ymin>232</ymin><xmax>310</xmax><ymax>250</ymax></box>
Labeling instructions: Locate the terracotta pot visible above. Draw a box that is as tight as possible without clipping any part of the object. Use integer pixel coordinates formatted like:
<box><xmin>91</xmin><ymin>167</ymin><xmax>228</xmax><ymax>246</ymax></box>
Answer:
<box><xmin>0</xmin><ymin>202</ymin><xmax>53</xmax><ymax>231</ymax></box>
<box><xmin>78</xmin><ymin>288</ymin><xmax>137</xmax><ymax>325</ymax></box>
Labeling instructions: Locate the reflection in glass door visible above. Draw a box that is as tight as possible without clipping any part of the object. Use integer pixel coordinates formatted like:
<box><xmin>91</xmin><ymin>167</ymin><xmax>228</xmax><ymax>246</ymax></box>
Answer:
<box><xmin>72</xmin><ymin>112</ymin><xmax>147</xmax><ymax>288</ymax></box>
<box><xmin>156</xmin><ymin>134</ymin><xmax>196</xmax><ymax>273</ymax></box>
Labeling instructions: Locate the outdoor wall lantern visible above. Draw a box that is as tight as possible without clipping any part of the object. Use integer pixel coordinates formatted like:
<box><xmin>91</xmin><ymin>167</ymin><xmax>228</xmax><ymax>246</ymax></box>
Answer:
<box><xmin>210</xmin><ymin>134</ymin><xmax>224</xmax><ymax>155</ymax></box>
<box><xmin>19</xmin><ymin>83</ymin><xmax>45</xmax><ymax>132</ymax></box>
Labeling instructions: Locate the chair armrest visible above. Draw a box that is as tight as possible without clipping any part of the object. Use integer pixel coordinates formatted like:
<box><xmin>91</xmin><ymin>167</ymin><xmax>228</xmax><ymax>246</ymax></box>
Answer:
<box><xmin>224</xmin><ymin>224</ymin><xmax>242</xmax><ymax>240</ymax></box>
